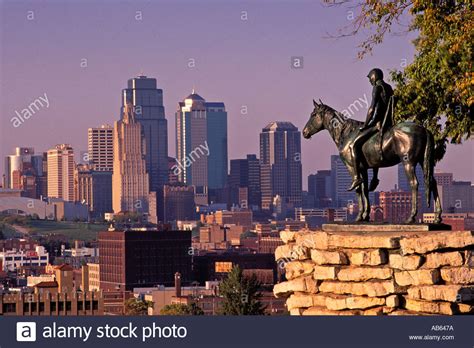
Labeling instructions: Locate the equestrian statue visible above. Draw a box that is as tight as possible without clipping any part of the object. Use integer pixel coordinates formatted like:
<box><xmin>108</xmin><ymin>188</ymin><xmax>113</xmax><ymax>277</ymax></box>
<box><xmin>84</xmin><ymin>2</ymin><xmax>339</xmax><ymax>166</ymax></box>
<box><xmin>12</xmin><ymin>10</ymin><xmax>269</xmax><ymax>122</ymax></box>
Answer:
<box><xmin>302</xmin><ymin>68</ymin><xmax>444</xmax><ymax>224</ymax></box>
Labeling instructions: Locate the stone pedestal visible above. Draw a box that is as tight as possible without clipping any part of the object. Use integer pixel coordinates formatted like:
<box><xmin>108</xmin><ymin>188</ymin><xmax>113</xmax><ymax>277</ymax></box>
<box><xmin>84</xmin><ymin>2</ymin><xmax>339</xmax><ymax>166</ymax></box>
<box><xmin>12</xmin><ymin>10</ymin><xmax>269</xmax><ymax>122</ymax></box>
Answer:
<box><xmin>274</xmin><ymin>226</ymin><xmax>474</xmax><ymax>315</ymax></box>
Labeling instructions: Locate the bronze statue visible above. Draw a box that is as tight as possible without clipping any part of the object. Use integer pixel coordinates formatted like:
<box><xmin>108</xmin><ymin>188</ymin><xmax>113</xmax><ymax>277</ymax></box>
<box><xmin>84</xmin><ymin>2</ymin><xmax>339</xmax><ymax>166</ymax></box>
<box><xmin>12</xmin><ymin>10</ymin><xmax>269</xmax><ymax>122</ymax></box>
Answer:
<box><xmin>302</xmin><ymin>71</ymin><xmax>443</xmax><ymax>223</ymax></box>
<box><xmin>348</xmin><ymin>68</ymin><xmax>394</xmax><ymax>191</ymax></box>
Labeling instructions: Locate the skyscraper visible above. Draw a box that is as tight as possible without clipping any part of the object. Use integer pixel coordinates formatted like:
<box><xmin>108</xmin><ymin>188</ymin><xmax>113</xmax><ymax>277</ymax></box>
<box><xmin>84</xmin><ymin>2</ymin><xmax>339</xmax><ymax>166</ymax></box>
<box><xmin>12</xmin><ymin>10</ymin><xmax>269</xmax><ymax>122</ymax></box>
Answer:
<box><xmin>259</xmin><ymin>122</ymin><xmax>302</xmax><ymax>212</ymax></box>
<box><xmin>47</xmin><ymin>144</ymin><xmax>75</xmax><ymax>201</ymax></box>
<box><xmin>75</xmin><ymin>164</ymin><xmax>112</xmax><ymax>218</ymax></box>
<box><xmin>4</xmin><ymin>147</ymin><xmax>46</xmax><ymax>198</ymax></box>
<box><xmin>229</xmin><ymin>154</ymin><xmax>261</xmax><ymax>209</ymax></box>
<box><xmin>121</xmin><ymin>76</ymin><xmax>168</xmax><ymax>191</ymax></box>
<box><xmin>112</xmin><ymin>104</ymin><xmax>149</xmax><ymax>213</ymax></box>
<box><xmin>88</xmin><ymin>125</ymin><xmax>114</xmax><ymax>171</ymax></box>
<box><xmin>308</xmin><ymin>170</ymin><xmax>332</xmax><ymax>208</ymax></box>
<box><xmin>175</xmin><ymin>91</ymin><xmax>228</xmax><ymax>190</ymax></box>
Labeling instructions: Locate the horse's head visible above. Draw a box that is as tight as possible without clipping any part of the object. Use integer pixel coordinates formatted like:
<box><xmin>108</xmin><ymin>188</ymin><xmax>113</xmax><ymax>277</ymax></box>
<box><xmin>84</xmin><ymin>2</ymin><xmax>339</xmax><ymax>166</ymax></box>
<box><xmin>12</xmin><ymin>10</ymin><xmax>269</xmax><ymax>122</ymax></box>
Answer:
<box><xmin>303</xmin><ymin>99</ymin><xmax>326</xmax><ymax>139</ymax></box>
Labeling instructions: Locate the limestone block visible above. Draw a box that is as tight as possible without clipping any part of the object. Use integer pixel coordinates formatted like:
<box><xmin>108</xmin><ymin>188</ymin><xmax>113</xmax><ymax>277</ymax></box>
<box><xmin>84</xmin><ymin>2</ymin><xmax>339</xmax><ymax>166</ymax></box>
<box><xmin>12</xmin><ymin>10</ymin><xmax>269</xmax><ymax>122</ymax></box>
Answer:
<box><xmin>389</xmin><ymin>254</ymin><xmax>423</xmax><ymax>270</ymax></box>
<box><xmin>273</xmin><ymin>278</ymin><xmax>307</xmax><ymax>297</ymax></box>
<box><xmin>329</xmin><ymin>234</ymin><xmax>400</xmax><ymax>249</ymax></box>
<box><xmin>287</xmin><ymin>294</ymin><xmax>326</xmax><ymax>310</ymax></box>
<box><xmin>289</xmin><ymin>308</ymin><xmax>304</xmax><ymax>315</ymax></box>
<box><xmin>325</xmin><ymin>295</ymin><xmax>385</xmax><ymax>310</ymax></box>
<box><xmin>388</xmin><ymin>309</ymin><xmax>434</xmax><ymax>316</ymax></box>
<box><xmin>295</xmin><ymin>231</ymin><xmax>329</xmax><ymax>250</ymax></box>
<box><xmin>440</xmin><ymin>267</ymin><xmax>474</xmax><ymax>284</ymax></box>
<box><xmin>347</xmin><ymin>249</ymin><xmax>387</xmax><ymax>266</ymax></box>
<box><xmin>285</xmin><ymin>261</ymin><xmax>315</xmax><ymax>280</ymax></box>
<box><xmin>275</xmin><ymin>244</ymin><xmax>309</xmax><ymax>261</ymax></box>
<box><xmin>464</xmin><ymin>250</ymin><xmax>473</xmax><ymax>267</ymax></box>
<box><xmin>456</xmin><ymin>303</ymin><xmax>473</xmax><ymax>314</ymax></box>
<box><xmin>407</xmin><ymin>285</ymin><xmax>474</xmax><ymax>302</ymax></box>
<box><xmin>423</xmin><ymin>251</ymin><xmax>463</xmax><ymax>268</ymax></box>
<box><xmin>313</xmin><ymin>266</ymin><xmax>339</xmax><ymax>280</ymax></box>
<box><xmin>319</xmin><ymin>280</ymin><xmax>397</xmax><ymax>297</ymax></box>
<box><xmin>311</xmin><ymin>250</ymin><xmax>348</xmax><ymax>265</ymax></box>
<box><xmin>302</xmin><ymin>306</ymin><xmax>360</xmax><ymax>316</ymax></box>
<box><xmin>337</xmin><ymin>267</ymin><xmax>392</xmax><ymax>281</ymax></box>
<box><xmin>400</xmin><ymin>230</ymin><xmax>474</xmax><ymax>254</ymax></box>
<box><xmin>304</xmin><ymin>276</ymin><xmax>319</xmax><ymax>294</ymax></box>
<box><xmin>280</xmin><ymin>230</ymin><xmax>297</xmax><ymax>244</ymax></box>
<box><xmin>386</xmin><ymin>295</ymin><xmax>400</xmax><ymax>308</ymax></box>
<box><xmin>404</xmin><ymin>298</ymin><xmax>455</xmax><ymax>315</ymax></box>
<box><xmin>395</xmin><ymin>269</ymin><xmax>440</xmax><ymax>286</ymax></box>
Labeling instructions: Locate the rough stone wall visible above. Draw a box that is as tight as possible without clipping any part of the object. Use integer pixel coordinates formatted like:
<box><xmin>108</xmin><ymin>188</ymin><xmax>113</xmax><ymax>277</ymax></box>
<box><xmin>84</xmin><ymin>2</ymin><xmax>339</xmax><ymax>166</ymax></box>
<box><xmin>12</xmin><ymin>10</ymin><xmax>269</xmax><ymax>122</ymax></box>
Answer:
<box><xmin>274</xmin><ymin>229</ymin><xmax>474</xmax><ymax>315</ymax></box>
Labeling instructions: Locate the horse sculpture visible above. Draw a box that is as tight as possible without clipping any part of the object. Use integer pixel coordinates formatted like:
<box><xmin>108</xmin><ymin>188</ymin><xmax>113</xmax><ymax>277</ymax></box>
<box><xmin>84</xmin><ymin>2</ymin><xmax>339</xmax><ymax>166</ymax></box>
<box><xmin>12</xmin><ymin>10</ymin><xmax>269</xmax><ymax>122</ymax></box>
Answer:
<box><xmin>302</xmin><ymin>99</ymin><xmax>443</xmax><ymax>224</ymax></box>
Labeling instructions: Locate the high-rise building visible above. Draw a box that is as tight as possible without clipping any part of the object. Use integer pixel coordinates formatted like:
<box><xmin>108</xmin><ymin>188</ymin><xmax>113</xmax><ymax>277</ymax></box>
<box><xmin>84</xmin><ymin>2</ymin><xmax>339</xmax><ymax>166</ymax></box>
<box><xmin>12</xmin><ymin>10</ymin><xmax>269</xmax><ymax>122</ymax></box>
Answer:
<box><xmin>438</xmin><ymin>181</ymin><xmax>473</xmax><ymax>213</ymax></box>
<box><xmin>308</xmin><ymin>170</ymin><xmax>332</xmax><ymax>208</ymax></box>
<box><xmin>121</xmin><ymin>75</ymin><xmax>168</xmax><ymax>191</ymax></box>
<box><xmin>259</xmin><ymin>122</ymin><xmax>302</xmax><ymax>212</ymax></box>
<box><xmin>175</xmin><ymin>91</ymin><xmax>228</xmax><ymax>189</ymax></box>
<box><xmin>47</xmin><ymin>144</ymin><xmax>75</xmax><ymax>201</ymax></box>
<box><xmin>163</xmin><ymin>184</ymin><xmax>196</xmax><ymax>222</ymax></box>
<box><xmin>112</xmin><ymin>104</ymin><xmax>149</xmax><ymax>213</ymax></box>
<box><xmin>99</xmin><ymin>229</ymin><xmax>192</xmax><ymax>291</ymax></box>
<box><xmin>4</xmin><ymin>147</ymin><xmax>46</xmax><ymax>199</ymax></box>
<box><xmin>229</xmin><ymin>154</ymin><xmax>261</xmax><ymax>209</ymax></box>
<box><xmin>88</xmin><ymin>125</ymin><xmax>114</xmax><ymax>171</ymax></box>
<box><xmin>75</xmin><ymin>164</ymin><xmax>112</xmax><ymax>218</ymax></box>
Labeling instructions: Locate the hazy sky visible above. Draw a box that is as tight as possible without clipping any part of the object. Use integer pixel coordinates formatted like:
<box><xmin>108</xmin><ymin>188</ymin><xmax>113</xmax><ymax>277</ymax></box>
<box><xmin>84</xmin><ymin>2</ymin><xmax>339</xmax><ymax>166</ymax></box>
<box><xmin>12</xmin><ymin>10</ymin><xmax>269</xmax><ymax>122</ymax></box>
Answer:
<box><xmin>1</xmin><ymin>0</ymin><xmax>472</xmax><ymax>190</ymax></box>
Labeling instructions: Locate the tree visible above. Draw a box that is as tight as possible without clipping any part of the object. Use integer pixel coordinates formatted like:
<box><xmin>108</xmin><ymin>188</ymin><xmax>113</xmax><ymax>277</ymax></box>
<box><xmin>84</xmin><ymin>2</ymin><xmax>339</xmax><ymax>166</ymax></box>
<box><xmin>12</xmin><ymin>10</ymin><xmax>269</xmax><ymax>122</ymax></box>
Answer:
<box><xmin>160</xmin><ymin>303</ymin><xmax>204</xmax><ymax>316</ymax></box>
<box><xmin>327</xmin><ymin>0</ymin><xmax>473</xmax><ymax>144</ymax></box>
<box><xmin>124</xmin><ymin>298</ymin><xmax>153</xmax><ymax>316</ymax></box>
<box><xmin>218</xmin><ymin>266</ymin><xmax>266</xmax><ymax>315</ymax></box>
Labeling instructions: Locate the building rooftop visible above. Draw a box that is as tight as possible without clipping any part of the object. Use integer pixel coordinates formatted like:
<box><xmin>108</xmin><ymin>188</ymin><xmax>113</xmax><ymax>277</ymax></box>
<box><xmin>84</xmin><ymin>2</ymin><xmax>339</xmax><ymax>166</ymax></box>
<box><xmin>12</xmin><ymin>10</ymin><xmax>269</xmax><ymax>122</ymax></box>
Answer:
<box><xmin>262</xmin><ymin>121</ymin><xmax>298</xmax><ymax>132</ymax></box>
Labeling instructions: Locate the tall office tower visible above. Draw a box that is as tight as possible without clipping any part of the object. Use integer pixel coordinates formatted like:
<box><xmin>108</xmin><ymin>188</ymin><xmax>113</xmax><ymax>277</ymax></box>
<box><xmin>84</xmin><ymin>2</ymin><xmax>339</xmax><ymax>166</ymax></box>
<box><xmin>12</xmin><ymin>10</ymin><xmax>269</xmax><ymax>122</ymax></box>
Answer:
<box><xmin>175</xmin><ymin>91</ymin><xmax>228</xmax><ymax>189</ymax></box>
<box><xmin>259</xmin><ymin>122</ymin><xmax>302</xmax><ymax>212</ymax></box>
<box><xmin>330</xmin><ymin>155</ymin><xmax>355</xmax><ymax>207</ymax></box>
<box><xmin>229</xmin><ymin>154</ymin><xmax>261</xmax><ymax>209</ymax></box>
<box><xmin>88</xmin><ymin>125</ymin><xmax>114</xmax><ymax>171</ymax></box>
<box><xmin>4</xmin><ymin>147</ymin><xmax>46</xmax><ymax>198</ymax></box>
<box><xmin>308</xmin><ymin>170</ymin><xmax>332</xmax><ymax>208</ymax></box>
<box><xmin>398</xmin><ymin>163</ymin><xmax>426</xmax><ymax>212</ymax></box>
<box><xmin>205</xmin><ymin>100</ymin><xmax>228</xmax><ymax>189</ymax></box>
<box><xmin>47</xmin><ymin>144</ymin><xmax>75</xmax><ymax>201</ymax></box>
<box><xmin>112</xmin><ymin>104</ymin><xmax>149</xmax><ymax>213</ymax></box>
<box><xmin>438</xmin><ymin>181</ymin><xmax>474</xmax><ymax>213</ymax></box>
<box><xmin>121</xmin><ymin>75</ymin><xmax>168</xmax><ymax>191</ymax></box>
<box><xmin>75</xmin><ymin>164</ymin><xmax>112</xmax><ymax>218</ymax></box>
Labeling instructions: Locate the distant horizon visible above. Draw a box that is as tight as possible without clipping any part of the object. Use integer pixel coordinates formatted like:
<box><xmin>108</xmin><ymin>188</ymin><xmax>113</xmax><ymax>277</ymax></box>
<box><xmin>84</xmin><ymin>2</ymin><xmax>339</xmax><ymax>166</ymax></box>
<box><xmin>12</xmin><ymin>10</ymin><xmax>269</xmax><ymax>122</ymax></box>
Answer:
<box><xmin>1</xmin><ymin>0</ymin><xmax>472</xmax><ymax>190</ymax></box>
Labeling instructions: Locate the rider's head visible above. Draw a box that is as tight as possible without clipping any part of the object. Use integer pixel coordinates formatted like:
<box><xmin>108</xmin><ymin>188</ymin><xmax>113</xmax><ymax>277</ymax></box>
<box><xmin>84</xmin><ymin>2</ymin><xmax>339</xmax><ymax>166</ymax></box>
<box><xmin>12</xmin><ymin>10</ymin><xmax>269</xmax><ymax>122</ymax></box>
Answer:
<box><xmin>367</xmin><ymin>68</ymin><xmax>383</xmax><ymax>86</ymax></box>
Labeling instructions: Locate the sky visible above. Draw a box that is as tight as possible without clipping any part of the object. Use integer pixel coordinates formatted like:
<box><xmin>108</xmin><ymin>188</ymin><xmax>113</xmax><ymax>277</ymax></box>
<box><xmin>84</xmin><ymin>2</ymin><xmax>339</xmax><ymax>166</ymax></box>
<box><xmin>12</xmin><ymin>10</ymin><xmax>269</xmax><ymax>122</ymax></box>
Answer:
<box><xmin>1</xmin><ymin>0</ymin><xmax>472</xmax><ymax>190</ymax></box>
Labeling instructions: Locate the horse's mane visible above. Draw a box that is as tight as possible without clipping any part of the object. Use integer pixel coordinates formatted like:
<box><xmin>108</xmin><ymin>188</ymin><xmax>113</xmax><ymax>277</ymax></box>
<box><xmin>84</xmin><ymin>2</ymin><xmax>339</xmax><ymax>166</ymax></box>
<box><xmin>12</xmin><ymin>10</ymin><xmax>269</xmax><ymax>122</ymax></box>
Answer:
<box><xmin>319</xmin><ymin>104</ymin><xmax>363</xmax><ymax>147</ymax></box>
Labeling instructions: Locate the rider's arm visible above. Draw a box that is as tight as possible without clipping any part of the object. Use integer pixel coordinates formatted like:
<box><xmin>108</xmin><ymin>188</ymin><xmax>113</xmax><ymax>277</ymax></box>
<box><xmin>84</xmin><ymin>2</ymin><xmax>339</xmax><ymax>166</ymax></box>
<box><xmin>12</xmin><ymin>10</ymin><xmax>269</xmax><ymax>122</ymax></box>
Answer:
<box><xmin>362</xmin><ymin>85</ymin><xmax>381</xmax><ymax>129</ymax></box>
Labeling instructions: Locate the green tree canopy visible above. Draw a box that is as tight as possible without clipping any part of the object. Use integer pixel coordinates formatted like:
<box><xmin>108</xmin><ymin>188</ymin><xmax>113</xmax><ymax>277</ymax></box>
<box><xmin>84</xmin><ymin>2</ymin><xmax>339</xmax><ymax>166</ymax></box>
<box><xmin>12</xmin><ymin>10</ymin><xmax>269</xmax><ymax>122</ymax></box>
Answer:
<box><xmin>218</xmin><ymin>266</ymin><xmax>266</xmax><ymax>315</ymax></box>
<box><xmin>328</xmin><ymin>0</ymin><xmax>473</xmax><ymax>144</ymax></box>
<box><xmin>160</xmin><ymin>303</ymin><xmax>204</xmax><ymax>316</ymax></box>
<box><xmin>124</xmin><ymin>298</ymin><xmax>153</xmax><ymax>316</ymax></box>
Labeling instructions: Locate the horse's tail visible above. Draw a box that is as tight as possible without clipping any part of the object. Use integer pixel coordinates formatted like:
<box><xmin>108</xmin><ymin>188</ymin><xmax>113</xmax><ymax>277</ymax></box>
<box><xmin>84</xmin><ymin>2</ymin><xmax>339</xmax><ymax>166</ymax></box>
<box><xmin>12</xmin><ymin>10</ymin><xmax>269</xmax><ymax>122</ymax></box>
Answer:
<box><xmin>423</xmin><ymin>130</ymin><xmax>436</xmax><ymax>208</ymax></box>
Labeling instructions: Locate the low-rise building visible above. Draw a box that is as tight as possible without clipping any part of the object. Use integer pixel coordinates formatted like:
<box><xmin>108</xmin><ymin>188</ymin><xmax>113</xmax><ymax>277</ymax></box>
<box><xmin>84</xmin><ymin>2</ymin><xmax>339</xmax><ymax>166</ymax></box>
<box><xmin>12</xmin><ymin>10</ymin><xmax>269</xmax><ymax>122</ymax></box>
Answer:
<box><xmin>0</xmin><ymin>246</ymin><xmax>49</xmax><ymax>272</ymax></box>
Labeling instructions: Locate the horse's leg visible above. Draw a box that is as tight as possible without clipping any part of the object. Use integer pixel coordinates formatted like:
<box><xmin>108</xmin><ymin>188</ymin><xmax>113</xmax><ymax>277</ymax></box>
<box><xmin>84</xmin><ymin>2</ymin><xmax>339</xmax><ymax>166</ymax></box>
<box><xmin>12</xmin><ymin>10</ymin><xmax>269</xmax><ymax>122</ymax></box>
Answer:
<box><xmin>431</xmin><ymin>178</ymin><xmax>443</xmax><ymax>224</ymax></box>
<box><xmin>403</xmin><ymin>162</ymin><xmax>418</xmax><ymax>223</ymax></box>
<box><xmin>369</xmin><ymin>168</ymin><xmax>380</xmax><ymax>192</ymax></box>
<box><xmin>355</xmin><ymin>186</ymin><xmax>363</xmax><ymax>222</ymax></box>
<box><xmin>361</xmin><ymin>170</ymin><xmax>371</xmax><ymax>221</ymax></box>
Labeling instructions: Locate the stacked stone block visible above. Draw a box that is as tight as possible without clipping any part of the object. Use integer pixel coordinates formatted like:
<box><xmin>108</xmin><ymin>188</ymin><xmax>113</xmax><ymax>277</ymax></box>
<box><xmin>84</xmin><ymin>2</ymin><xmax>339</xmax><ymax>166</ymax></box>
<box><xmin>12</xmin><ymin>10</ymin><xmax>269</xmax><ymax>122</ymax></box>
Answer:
<box><xmin>274</xmin><ymin>229</ymin><xmax>474</xmax><ymax>315</ymax></box>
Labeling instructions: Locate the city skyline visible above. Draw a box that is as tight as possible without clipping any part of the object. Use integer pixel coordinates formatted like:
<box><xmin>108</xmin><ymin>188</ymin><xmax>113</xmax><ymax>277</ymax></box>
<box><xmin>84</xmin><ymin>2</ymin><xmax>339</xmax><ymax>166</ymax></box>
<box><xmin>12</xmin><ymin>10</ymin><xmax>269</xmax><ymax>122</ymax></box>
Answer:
<box><xmin>1</xmin><ymin>1</ymin><xmax>472</xmax><ymax>191</ymax></box>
